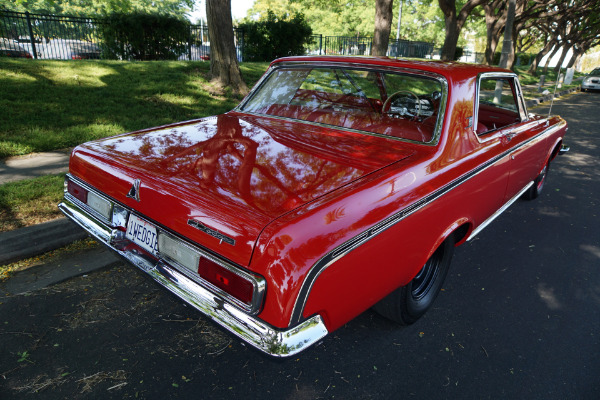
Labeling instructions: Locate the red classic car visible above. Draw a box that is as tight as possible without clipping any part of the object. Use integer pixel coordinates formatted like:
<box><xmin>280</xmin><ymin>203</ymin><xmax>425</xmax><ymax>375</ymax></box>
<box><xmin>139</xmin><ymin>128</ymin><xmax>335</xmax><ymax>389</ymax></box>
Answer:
<box><xmin>59</xmin><ymin>56</ymin><xmax>568</xmax><ymax>357</ymax></box>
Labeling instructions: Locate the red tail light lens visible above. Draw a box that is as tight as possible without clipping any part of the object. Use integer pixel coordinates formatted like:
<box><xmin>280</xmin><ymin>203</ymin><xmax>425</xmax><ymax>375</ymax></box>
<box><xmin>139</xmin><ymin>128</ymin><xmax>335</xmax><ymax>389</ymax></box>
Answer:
<box><xmin>198</xmin><ymin>257</ymin><xmax>254</xmax><ymax>305</ymax></box>
<box><xmin>67</xmin><ymin>180</ymin><xmax>88</xmax><ymax>203</ymax></box>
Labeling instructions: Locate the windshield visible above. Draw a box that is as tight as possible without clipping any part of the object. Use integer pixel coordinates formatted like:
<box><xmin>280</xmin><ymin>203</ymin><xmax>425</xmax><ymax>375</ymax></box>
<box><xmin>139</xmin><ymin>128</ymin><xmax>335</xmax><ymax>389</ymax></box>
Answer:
<box><xmin>241</xmin><ymin>65</ymin><xmax>444</xmax><ymax>143</ymax></box>
<box><xmin>589</xmin><ymin>68</ymin><xmax>600</xmax><ymax>76</ymax></box>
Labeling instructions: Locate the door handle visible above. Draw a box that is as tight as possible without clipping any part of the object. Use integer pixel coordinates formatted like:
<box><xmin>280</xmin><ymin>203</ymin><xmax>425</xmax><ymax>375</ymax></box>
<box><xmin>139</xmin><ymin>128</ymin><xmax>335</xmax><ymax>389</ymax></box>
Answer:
<box><xmin>504</xmin><ymin>132</ymin><xmax>517</xmax><ymax>142</ymax></box>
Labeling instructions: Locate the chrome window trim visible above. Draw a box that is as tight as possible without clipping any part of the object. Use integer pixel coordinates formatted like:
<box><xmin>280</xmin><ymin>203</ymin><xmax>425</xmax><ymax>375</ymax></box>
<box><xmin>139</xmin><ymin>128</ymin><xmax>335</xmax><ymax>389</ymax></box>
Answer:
<box><xmin>473</xmin><ymin>72</ymin><xmax>526</xmax><ymax>140</ymax></box>
<box><xmin>235</xmin><ymin>62</ymin><xmax>449</xmax><ymax>146</ymax></box>
<box><xmin>288</xmin><ymin>119</ymin><xmax>566</xmax><ymax>325</ymax></box>
<box><xmin>64</xmin><ymin>174</ymin><xmax>266</xmax><ymax>315</ymax></box>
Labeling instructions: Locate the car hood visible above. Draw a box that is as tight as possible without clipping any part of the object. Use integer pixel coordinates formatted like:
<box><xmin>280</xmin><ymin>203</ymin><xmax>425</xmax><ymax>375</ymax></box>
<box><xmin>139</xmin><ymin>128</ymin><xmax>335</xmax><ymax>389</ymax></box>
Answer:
<box><xmin>69</xmin><ymin>113</ymin><xmax>414</xmax><ymax>266</ymax></box>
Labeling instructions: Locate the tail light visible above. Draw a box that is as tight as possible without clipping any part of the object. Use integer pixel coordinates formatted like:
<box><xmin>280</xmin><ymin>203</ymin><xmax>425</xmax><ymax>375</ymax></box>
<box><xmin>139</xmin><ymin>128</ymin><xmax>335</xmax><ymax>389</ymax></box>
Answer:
<box><xmin>158</xmin><ymin>232</ymin><xmax>262</xmax><ymax>310</ymax></box>
<box><xmin>66</xmin><ymin>177</ymin><xmax>113</xmax><ymax>221</ymax></box>
<box><xmin>67</xmin><ymin>180</ymin><xmax>88</xmax><ymax>203</ymax></box>
<box><xmin>198</xmin><ymin>257</ymin><xmax>255</xmax><ymax>305</ymax></box>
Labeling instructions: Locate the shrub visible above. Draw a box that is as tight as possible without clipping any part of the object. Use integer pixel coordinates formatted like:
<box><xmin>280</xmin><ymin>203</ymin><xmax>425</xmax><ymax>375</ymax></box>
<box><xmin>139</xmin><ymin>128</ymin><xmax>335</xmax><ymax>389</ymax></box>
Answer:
<box><xmin>453</xmin><ymin>47</ymin><xmax>464</xmax><ymax>61</ymax></box>
<box><xmin>516</xmin><ymin>53</ymin><xmax>533</xmax><ymax>66</ymax></box>
<box><xmin>99</xmin><ymin>12</ymin><xmax>189</xmax><ymax>60</ymax></box>
<box><xmin>239</xmin><ymin>11</ymin><xmax>312</xmax><ymax>62</ymax></box>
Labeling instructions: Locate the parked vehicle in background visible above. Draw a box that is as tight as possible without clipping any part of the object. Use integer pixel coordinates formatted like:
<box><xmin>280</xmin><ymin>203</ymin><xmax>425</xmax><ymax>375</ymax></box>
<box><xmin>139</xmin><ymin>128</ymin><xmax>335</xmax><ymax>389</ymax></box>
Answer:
<box><xmin>581</xmin><ymin>67</ymin><xmax>600</xmax><ymax>91</ymax></box>
<box><xmin>59</xmin><ymin>56</ymin><xmax>569</xmax><ymax>357</ymax></box>
<box><xmin>0</xmin><ymin>39</ymin><xmax>33</xmax><ymax>58</ymax></box>
<box><xmin>70</xmin><ymin>42</ymin><xmax>101</xmax><ymax>59</ymax></box>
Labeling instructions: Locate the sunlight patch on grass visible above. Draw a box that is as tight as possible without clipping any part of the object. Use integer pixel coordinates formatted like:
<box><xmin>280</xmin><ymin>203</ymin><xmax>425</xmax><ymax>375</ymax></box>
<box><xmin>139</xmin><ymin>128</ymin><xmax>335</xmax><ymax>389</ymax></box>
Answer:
<box><xmin>154</xmin><ymin>93</ymin><xmax>197</xmax><ymax>106</ymax></box>
<box><xmin>0</xmin><ymin>174</ymin><xmax>66</xmax><ymax>232</ymax></box>
<box><xmin>0</xmin><ymin>59</ymin><xmax>270</xmax><ymax>159</ymax></box>
<box><xmin>0</xmin><ymin>69</ymin><xmax>37</xmax><ymax>83</ymax></box>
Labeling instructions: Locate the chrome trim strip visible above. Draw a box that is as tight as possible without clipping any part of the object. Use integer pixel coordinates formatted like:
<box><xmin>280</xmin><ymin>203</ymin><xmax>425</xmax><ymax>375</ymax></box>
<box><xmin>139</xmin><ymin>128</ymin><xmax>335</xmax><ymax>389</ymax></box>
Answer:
<box><xmin>64</xmin><ymin>175</ymin><xmax>265</xmax><ymax>315</ymax></box>
<box><xmin>466</xmin><ymin>181</ymin><xmax>533</xmax><ymax>242</ymax></box>
<box><xmin>474</xmin><ymin>72</ymin><xmax>523</xmax><ymax>137</ymax></box>
<box><xmin>288</xmin><ymin>120</ymin><xmax>566</xmax><ymax>325</ymax></box>
<box><xmin>59</xmin><ymin>196</ymin><xmax>328</xmax><ymax>357</ymax></box>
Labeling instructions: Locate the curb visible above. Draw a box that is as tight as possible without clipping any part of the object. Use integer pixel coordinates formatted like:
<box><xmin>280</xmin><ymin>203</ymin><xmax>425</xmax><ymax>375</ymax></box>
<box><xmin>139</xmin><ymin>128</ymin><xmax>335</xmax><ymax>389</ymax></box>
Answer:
<box><xmin>0</xmin><ymin>245</ymin><xmax>120</xmax><ymax>296</ymax></box>
<box><xmin>0</xmin><ymin>217</ymin><xmax>88</xmax><ymax>265</ymax></box>
<box><xmin>525</xmin><ymin>87</ymin><xmax>579</xmax><ymax>108</ymax></box>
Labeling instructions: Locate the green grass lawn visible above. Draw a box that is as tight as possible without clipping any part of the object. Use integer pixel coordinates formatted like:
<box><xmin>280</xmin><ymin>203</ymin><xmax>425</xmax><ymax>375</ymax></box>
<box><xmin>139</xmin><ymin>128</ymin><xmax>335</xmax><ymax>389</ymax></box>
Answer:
<box><xmin>0</xmin><ymin>59</ymin><xmax>269</xmax><ymax>159</ymax></box>
<box><xmin>513</xmin><ymin>66</ymin><xmax>584</xmax><ymax>101</ymax></box>
<box><xmin>0</xmin><ymin>173</ymin><xmax>65</xmax><ymax>232</ymax></box>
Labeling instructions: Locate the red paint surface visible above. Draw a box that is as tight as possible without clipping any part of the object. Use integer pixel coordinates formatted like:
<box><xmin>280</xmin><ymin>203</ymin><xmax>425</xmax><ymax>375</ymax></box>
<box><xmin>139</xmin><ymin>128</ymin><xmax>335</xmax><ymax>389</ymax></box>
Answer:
<box><xmin>69</xmin><ymin>56</ymin><xmax>568</xmax><ymax>330</ymax></box>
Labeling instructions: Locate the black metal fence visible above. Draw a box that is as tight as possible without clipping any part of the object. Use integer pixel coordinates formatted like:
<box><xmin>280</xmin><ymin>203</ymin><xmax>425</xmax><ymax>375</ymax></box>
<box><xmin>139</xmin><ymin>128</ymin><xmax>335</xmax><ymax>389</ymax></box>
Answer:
<box><xmin>307</xmin><ymin>34</ymin><xmax>434</xmax><ymax>58</ymax></box>
<box><xmin>1</xmin><ymin>10</ymin><xmax>433</xmax><ymax>62</ymax></box>
<box><xmin>0</xmin><ymin>11</ymin><xmax>102</xmax><ymax>60</ymax></box>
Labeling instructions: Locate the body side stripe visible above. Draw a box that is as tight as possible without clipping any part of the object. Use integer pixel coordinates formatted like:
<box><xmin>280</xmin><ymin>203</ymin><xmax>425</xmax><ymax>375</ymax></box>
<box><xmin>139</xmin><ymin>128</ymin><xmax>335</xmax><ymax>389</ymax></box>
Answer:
<box><xmin>288</xmin><ymin>120</ymin><xmax>565</xmax><ymax>325</ymax></box>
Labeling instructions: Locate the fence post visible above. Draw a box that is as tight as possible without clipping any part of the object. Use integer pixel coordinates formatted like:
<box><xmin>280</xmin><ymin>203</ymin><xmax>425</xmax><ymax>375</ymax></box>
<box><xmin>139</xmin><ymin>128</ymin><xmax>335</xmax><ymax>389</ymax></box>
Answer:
<box><xmin>319</xmin><ymin>34</ymin><xmax>322</xmax><ymax>55</ymax></box>
<box><xmin>188</xmin><ymin>25</ymin><xmax>192</xmax><ymax>61</ymax></box>
<box><xmin>239</xmin><ymin>27</ymin><xmax>244</xmax><ymax>62</ymax></box>
<box><xmin>25</xmin><ymin>12</ymin><xmax>38</xmax><ymax>59</ymax></box>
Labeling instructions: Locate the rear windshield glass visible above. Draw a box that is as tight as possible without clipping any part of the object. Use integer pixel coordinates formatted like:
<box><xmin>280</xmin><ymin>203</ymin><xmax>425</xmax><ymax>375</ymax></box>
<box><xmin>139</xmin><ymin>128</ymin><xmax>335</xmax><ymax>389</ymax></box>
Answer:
<box><xmin>241</xmin><ymin>66</ymin><xmax>444</xmax><ymax>143</ymax></box>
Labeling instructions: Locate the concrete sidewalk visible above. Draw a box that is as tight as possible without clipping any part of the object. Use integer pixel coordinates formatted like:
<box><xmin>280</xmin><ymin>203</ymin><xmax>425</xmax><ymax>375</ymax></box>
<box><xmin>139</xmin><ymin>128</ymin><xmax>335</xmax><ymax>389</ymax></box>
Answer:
<box><xmin>0</xmin><ymin>148</ymin><xmax>71</xmax><ymax>185</ymax></box>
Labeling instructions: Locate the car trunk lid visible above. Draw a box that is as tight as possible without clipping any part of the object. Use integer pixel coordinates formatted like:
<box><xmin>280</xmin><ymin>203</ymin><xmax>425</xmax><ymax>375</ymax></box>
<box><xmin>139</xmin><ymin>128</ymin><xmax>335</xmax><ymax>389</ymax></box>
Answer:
<box><xmin>69</xmin><ymin>113</ymin><xmax>415</xmax><ymax>266</ymax></box>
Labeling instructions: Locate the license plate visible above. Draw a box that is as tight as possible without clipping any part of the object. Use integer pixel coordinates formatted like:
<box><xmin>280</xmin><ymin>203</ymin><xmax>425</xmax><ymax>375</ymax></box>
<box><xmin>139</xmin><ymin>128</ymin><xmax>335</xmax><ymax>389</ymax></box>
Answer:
<box><xmin>126</xmin><ymin>214</ymin><xmax>159</xmax><ymax>255</ymax></box>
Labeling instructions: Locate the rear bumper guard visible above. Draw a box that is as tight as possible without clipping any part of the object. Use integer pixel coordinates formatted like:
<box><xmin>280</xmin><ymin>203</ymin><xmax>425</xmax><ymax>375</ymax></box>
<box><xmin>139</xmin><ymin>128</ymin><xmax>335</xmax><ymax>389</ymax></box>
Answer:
<box><xmin>58</xmin><ymin>196</ymin><xmax>328</xmax><ymax>357</ymax></box>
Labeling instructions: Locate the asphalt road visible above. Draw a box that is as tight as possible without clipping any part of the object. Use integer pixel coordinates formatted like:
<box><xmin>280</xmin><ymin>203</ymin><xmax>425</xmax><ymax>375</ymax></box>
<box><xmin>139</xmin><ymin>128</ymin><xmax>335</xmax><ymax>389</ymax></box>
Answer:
<box><xmin>1</xmin><ymin>92</ymin><xmax>599</xmax><ymax>399</ymax></box>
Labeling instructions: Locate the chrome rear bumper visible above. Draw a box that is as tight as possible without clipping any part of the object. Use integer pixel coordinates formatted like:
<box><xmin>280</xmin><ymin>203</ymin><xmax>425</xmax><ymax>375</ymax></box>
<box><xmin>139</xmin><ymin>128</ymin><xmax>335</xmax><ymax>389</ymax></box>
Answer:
<box><xmin>58</xmin><ymin>195</ymin><xmax>328</xmax><ymax>357</ymax></box>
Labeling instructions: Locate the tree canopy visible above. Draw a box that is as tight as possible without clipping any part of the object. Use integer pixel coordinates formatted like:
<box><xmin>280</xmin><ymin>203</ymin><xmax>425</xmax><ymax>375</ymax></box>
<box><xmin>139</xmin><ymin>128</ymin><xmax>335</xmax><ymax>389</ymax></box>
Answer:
<box><xmin>1</xmin><ymin>0</ymin><xmax>194</xmax><ymax>17</ymax></box>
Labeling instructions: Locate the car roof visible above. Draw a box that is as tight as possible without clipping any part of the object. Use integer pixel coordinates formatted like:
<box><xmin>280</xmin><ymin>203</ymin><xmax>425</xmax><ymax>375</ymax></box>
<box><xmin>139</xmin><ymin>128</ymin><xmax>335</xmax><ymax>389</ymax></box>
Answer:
<box><xmin>271</xmin><ymin>55</ymin><xmax>513</xmax><ymax>81</ymax></box>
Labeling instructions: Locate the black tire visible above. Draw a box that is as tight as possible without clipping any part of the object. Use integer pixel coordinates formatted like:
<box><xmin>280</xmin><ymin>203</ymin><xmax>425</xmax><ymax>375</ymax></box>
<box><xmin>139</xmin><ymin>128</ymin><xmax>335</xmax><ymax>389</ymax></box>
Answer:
<box><xmin>524</xmin><ymin>162</ymin><xmax>549</xmax><ymax>200</ymax></box>
<box><xmin>372</xmin><ymin>235</ymin><xmax>455</xmax><ymax>325</ymax></box>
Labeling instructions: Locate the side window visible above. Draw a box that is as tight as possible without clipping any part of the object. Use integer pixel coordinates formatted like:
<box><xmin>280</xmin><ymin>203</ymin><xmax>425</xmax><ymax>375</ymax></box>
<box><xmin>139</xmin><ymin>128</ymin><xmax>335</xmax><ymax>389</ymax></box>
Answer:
<box><xmin>477</xmin><ymin>78</ymin><xmax>522</xmax><ymax>134</ymax></box>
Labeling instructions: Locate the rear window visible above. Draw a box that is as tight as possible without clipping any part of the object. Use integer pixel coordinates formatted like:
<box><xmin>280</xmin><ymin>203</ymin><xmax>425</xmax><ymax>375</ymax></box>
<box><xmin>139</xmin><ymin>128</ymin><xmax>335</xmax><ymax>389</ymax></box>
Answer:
<box><xmin>241</xmin><ymin>66</ymin><xmax>445</xmax><ymax>144</ymax></box>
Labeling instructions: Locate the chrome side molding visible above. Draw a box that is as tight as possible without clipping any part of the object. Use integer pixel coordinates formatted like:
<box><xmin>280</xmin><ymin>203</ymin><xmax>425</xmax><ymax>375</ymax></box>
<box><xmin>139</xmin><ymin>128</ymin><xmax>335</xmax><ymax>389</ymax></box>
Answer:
<box><xmin>467</xmin><ymin>181</ymin><xmax>533</xmax><ymax>242</ymax></box>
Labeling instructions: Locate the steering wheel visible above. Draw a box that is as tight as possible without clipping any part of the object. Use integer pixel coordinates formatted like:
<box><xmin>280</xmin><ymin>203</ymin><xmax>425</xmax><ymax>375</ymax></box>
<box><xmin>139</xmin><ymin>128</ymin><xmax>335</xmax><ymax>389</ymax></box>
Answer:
<box><xmin>382</xmin><ymin>90</ymin><xmax>421</xmax><ymax>119</ymax></box>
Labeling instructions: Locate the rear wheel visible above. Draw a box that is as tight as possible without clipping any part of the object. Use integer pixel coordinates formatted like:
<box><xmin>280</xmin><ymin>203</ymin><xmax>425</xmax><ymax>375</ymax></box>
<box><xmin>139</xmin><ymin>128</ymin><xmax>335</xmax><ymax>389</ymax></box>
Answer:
<box><xmin>372</xmin><ymin>236</ymin><xmax>455</xmax><ymax>325</ymax></box>
<box><xmin>524</xmin><ymin>162</ymin><xmax>549</xmax><ymax>200</ymax></box>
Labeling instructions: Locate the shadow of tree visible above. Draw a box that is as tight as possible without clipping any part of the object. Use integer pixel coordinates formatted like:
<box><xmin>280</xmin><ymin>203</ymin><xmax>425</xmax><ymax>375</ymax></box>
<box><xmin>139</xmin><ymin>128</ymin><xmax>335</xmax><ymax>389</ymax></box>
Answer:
<box><xmin>0</xmin><ymin>59</ymin><xmax>269</xmax><ymax>159</ymax></box>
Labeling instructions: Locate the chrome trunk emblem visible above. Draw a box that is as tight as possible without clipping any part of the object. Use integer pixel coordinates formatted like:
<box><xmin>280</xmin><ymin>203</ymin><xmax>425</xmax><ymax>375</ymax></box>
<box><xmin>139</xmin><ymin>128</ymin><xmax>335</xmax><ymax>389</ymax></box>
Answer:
<box><xmin>127</xmin><ymin>179</ymin><xmax>141</xmax><ymax>202</ymax></box>
<box><xmin>188</xmin><ymin>219</ymin><xmax>235</xmax><ymax>246</ymax></box>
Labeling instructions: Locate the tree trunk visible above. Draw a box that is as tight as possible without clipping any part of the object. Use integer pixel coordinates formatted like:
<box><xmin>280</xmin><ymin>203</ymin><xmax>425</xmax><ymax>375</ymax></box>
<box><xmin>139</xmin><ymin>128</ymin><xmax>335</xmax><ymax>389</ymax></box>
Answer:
<box><xmin>498</xmin><ymin>0</ymin><xmax>516</xmax><ymax>69</ymax></box>
<box><xmin>206</xmin><ymin>0</ymin><xmax>248</xmax><ymax>96</ymax></box>
<box><xmin>372</xmin><ymin>0</ymin><xmax>394</xmax><ymax>57</ymax></box>
<box><xmin>553</xmin><ymin>44</ymin><xmax>570</xmax><ymax>73</ymax></box>
<box><xmin>529</xmin><ymin>38</ymin><xmax>556</xmax><ymax>75</ymax></box>
<box><xmin>542</xmin><ymin>45</ymin><xmax>561</xmax><ymax>75</ymax></box>
<box><xmin>439</xmin><ymin>0</ymin><xmax>459</xmax><ymax>61</ymax></box>
<box><xmin>439</xmin><ymin>0</ymin><xmax>486</xmax><ymax>61</ymax></box>
<box><xmin>483</xmin><ymin>0</ymin><xmax>504</xmax><ymax>65</ymax></box>
<box><xmin>569</xmin><ymin>49</ymin><xmax>585</xmax><ymax>71</ymax></box>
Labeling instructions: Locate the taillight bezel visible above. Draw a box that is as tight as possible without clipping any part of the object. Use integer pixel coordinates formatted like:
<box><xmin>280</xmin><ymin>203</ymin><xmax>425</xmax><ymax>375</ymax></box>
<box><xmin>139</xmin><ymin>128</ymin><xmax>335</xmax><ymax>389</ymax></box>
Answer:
<box><xmin>157</xmin><ymin>231</ymin><xmax>266</xmax><ymax>315</ymax></box>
